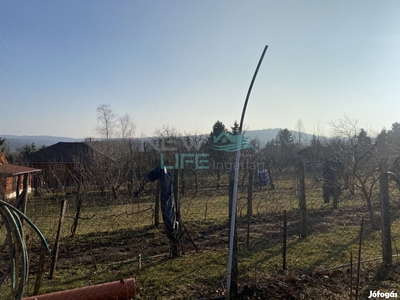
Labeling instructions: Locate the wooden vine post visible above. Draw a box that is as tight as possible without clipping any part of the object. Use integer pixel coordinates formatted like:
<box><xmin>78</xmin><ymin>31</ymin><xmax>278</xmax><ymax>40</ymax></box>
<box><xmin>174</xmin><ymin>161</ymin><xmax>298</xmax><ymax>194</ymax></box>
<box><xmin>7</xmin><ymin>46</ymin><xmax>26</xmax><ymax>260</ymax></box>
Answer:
<box><xmin>49</xmin><ymin>198</ymin><xmax>67</xmax><ymax>279</ymax></box>
<box><xmin>170</xmin><ymin>169</ymin><xmax>180</xmax><ymax>257</ymax></box>
<box><xmin>380</xmin><ymin>160</ymin><xmax>392</xmax><ymax>266</ymax></box>
<box><xmin>154</xmin><ymin>181</ymin><xmax>160</xmax><ymax>227</ymax></box>
<box><xmin>298</xmin><ymin>158</ymin><xmax>307</xmax><ymax>239</ymax></box>
<box><xmin>246</xmin><ymin>169</ymin><xmax>254</xmax><ymax>247</ymax></box>
<box><xmin>228</xmin><ymin>170</ymin><xmax>238</xmax><ymax>298</ymax></box>
<box><xmin>282</xmin><ymin>210</ymin><xmax>287</xmax><ymax>270</ymax></box>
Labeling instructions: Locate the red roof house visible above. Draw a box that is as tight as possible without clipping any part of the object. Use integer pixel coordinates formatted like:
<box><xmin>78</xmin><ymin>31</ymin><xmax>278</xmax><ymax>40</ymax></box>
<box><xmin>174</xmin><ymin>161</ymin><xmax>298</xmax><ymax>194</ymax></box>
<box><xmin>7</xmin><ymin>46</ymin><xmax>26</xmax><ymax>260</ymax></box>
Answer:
<box><xmin>0</xmin><ymin>151</ymin><xmax>41</xmax><ymax>208</ymax></box>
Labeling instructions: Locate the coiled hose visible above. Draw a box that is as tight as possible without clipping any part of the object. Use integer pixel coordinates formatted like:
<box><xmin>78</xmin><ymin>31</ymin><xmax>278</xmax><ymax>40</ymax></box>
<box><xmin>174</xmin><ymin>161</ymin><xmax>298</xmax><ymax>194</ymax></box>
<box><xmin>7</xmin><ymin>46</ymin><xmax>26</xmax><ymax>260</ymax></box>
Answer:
<box><xmin>0</xmin><ymin>199</ymin><xmax>50</xmax><ymax>300</ymax></box>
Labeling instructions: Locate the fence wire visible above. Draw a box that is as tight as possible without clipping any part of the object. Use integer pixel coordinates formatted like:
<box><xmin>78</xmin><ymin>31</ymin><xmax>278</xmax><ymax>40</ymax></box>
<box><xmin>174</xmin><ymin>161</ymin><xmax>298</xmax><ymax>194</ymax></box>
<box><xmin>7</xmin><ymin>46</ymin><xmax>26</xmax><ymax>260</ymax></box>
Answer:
<box><xmin>1</xmin><ymin>158</ymin><xmax>400</xmax><ymax>300</ymax></box>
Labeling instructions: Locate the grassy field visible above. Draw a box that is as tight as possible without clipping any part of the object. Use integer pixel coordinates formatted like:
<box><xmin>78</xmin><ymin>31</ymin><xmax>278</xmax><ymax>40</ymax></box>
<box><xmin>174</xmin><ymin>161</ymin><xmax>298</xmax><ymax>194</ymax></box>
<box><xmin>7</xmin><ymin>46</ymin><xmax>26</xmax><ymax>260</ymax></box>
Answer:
<box><xmin>1</xmin><ymin>171</ymin><xmax>400</xmax><ymax>299</ymax></box>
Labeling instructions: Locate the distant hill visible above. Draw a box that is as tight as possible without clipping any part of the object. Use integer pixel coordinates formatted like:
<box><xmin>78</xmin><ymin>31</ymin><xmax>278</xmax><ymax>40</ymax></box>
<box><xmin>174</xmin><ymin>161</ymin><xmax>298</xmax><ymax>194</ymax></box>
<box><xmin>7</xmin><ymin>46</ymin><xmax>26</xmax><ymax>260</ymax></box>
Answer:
<box><xmin>244</xmin><ymin>128</ymin><xmax>315</xmax><ymax>145</ymax></box>
<box><xmin>1</xmin><ymin>135</ymin><xmax>83</xmax><ymax>151</ymax></box>
<box><xmin>1</xmin><ymin>129</ymin><xmax>316</xmax><ymax>151</ymax></box>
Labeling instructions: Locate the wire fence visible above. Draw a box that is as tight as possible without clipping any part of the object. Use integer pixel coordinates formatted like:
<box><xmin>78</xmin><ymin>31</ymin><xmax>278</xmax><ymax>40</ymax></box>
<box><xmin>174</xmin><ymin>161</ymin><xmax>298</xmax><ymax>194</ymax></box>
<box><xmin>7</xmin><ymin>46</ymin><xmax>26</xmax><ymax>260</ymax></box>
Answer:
<box><xmin>1</xmin><ymin>152</ymin><xmax>400</xmax><ymax>299</ymax></box>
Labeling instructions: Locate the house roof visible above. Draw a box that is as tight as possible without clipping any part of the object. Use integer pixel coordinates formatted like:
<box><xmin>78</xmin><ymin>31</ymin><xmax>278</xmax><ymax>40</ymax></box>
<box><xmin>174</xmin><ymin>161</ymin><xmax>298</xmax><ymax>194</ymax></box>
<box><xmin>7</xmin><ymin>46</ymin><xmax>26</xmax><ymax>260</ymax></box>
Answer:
<box><xmin>0</xmin><ymin>164</ymin><xmax>41</xmax><ymax>176</ymax></box>
<box><xmin>297</xmin><ymin>144</ymin><xmax>331</xmax><ymax>163</ymax></box>
<box><xmin>28</xmin><ymin>142</ymin><xmax>105</xmax><ymax>164</ymax></box>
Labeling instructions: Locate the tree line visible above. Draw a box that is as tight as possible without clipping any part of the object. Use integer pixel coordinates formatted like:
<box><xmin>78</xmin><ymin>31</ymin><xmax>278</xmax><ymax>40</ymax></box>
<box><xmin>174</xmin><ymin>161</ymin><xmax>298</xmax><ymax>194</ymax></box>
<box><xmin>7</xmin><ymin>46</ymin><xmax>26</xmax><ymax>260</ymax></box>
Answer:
<box><xmin>2</xmin><ymin>106</ymin><xmax>400</xmax><ymax>220</ymax></box>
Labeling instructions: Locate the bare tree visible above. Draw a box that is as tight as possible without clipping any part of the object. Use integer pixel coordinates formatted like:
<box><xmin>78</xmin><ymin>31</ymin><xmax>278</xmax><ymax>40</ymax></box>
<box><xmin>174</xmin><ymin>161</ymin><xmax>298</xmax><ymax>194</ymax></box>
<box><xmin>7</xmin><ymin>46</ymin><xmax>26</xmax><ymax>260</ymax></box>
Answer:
<box><xmin>329</xmin><ymin>115</ymin><xmax>359</xmax><ymax>145</ymax></box>
<box><xmin>119</xmin><ymin>114</ymin><xmax>136</xmax><ymax>139</ymax></box>
<box><xmin>154</xmin><ymin>124</ymin><xmax>179</xmax><ymax>168</ymax></box>
<box><xmin>94</xmin><ymin>105</ymin><xmax>139</xmax><ymax>200</ymax></box>
<box><xmin>154</xmin><ymin>124</ymin><xmax>179</xmax><ymax>140</ymax></box>
<box><xmin>329</xmin><ymin>116</ymin><xmax>381</xmax><ymax>228</ymax></box>
<box><xmin>96</xmin><ymin>104</ymin><xmax>117</xmax><ymax>155</ymax></box>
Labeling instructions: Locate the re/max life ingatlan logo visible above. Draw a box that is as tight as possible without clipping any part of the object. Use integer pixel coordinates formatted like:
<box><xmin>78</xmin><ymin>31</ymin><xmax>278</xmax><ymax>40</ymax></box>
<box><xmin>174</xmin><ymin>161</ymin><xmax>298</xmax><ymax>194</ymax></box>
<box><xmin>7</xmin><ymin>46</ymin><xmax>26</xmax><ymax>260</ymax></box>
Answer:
<box><xmin>138</xmin><ymin>132</ymin><xmax>254</xmax><ymax>170</ymax></box>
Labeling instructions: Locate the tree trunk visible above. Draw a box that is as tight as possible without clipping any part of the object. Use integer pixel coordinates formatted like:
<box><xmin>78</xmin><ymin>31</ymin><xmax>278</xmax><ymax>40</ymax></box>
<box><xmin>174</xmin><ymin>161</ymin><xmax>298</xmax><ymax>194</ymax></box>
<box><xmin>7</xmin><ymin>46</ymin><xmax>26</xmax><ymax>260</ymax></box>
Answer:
<box><xmin>380</xmin><ymin>161</ymin><xmax>392</xmax><ymax>265</ymax></box>
<box><xmin>128</xmin><ymin>170</ymin><xmax>134</xmax><ymax>199</ymax></box>
<box><xmin>332</xmin><ymin>184</ymin><xmax>340</xmax><ymax>209</ymax></box>
<box><xmin>111</xmin><ymin>186</ymin><xmax>118</xmax><ymax>200</ymax></box>
<box><xmin>267</xmin><ymin>166</ymin><xmax>275</xmax><ymax>190</ymax></box>
<box><xmin>360</xmin><ymin>184</ymin><xmax>377</xmax><ymax>229</ymax></box>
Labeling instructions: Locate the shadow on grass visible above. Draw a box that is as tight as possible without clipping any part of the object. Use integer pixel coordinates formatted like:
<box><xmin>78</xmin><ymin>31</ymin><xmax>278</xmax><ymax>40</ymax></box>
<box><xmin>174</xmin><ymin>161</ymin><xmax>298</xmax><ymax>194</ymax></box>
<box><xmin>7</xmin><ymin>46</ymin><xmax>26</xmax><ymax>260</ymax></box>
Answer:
<box><xmin>233</xmin><ymin>203</ymin><xmax>380</xmax><ymax>274</ymax></box>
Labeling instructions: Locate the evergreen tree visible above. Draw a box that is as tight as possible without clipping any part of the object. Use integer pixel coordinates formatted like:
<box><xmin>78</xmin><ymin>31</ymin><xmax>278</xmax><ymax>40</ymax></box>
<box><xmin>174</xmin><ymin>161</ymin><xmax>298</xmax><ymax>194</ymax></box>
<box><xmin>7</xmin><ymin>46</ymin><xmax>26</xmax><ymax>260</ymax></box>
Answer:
<box><xmin>276</xmin><ymin>128</ymin><xmax>294</xmax><ymax>148</ymax></box>
<box><xmin>230</xmin><ymin>121</ymin><xmax>240</xmax><ymax>135</ymax></box>
<box><xmin>208</xmin><ymin>120</ymin><xmax>228</xmax><ymax>189</ymax></box>
<box><xmin>310</xmin><ymin>134</ymin><xmax>322</xmax><ymax>148</ymax></box>
<box><xmin>22</xmin><ymin>143</ymin><xmax>37</xmax><ymax>156</ymax></box>
<box><xmin>388</xmin><ymin>122</ymin><xmax>400</xmax><ymax>153</ymax></box>
<box><xmin>356</xmin><ymin>128</ymin><xmax>372</xmax><ymax>148</ymax></box>
<box><xmin>275</xmin><ymin>129</ymin><xmax>296</xmax><ymax>171</ymax></box>
<box><xmin>18</xmin><ymin>142</ymin><xmax>37</xmax><ymax>162</ymax></box>
<box><xmin>210</xmin><ymin>120</ymin><xmax>227</xmax><ymax>141</ymax></box>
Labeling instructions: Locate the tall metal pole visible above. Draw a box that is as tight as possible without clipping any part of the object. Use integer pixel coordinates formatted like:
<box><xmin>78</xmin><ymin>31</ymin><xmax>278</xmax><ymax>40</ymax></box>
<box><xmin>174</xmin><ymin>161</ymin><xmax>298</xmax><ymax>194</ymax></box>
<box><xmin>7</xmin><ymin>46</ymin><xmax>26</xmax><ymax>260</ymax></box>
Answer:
<box><xmin>227</xmin><ymin>45</ymin><xmax>268</xmax><ymax>299</ymax></box>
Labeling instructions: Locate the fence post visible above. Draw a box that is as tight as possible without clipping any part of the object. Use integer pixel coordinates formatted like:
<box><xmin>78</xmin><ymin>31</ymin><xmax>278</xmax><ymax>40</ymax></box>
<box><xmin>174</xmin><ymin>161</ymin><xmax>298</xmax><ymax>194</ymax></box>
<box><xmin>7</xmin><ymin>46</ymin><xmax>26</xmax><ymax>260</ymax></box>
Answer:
<box><xmin>70</xmin><ymin>184</ymin><xmax>83</xmax><ymax>238</ymax></box>
<box><xmin>298</xmin><ymin>158</ymin><xmax>307</xmax><ymax>239</ymax></box>
<box><xmin>33</xmin><ymin>247</ymin><xmax>47</xmax><ymax>295</ymax></box>
<box><xmin>282</xmin><ymin>210</ymin><xmax>287</xmax><ymax>270</ymax></box>
<box><xmin>154</xmin><ymin>181</ymin><xmax>160</xmax><ymax>227</ymax></box>
<box><xmin>247</xmin><ymin>169</ymin><xmax>253</xmax><ymax>217</ymax></box>
<box><xmin>49</xmin><ymin>198</ymin><xmax>67</xmax><ymax>279</ymax></box>
<box><xmin>181</xmin><ymin>168</ymin><xmax>185</xmax><ymax>196</ymax></box>
<box><xmin>171</xmin><ymin>169</ymin><xmax>180</xmax><ymax>257</ymax></box>
<box><xmin>380</xmin><ymin>160</ymin><xmax>392</xmax><ymax>266</ymax></box>
<box><xmin>228</xmin><ymin>170</ymin><xmax>238</xmax><ymax>298</ymax></box>
<box><xmin>355</xmin><ymin>217</ymin><xmax>364</xmax><ymax>298</ymax></box>
<box><xmin>246</xmin><ymin>169</ymin><xmax>253</xmax><ymax>247</ymax></box>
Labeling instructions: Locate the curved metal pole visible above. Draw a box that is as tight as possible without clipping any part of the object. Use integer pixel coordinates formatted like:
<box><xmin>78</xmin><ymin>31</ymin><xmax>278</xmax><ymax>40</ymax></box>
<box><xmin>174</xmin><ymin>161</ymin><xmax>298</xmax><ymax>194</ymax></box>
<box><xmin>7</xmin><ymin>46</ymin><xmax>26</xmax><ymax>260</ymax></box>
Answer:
<box><xmin>227</xmin><ymin>45</ymin><xmax>268</xmax><ymax>299</ymax></box>
<box><xmin>239</xmin><ymin>45</ymin><xmax>268</xmax><ymax>132</ymax></box>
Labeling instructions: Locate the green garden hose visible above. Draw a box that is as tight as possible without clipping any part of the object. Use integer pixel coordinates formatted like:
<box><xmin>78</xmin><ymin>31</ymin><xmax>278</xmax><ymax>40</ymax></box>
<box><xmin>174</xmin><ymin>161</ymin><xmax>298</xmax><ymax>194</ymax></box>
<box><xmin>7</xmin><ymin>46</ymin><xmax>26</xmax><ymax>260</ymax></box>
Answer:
<box><xmin>0</xmin><ymin>200</ymin><xmax>50</xmax><ymax>300</ymax></box>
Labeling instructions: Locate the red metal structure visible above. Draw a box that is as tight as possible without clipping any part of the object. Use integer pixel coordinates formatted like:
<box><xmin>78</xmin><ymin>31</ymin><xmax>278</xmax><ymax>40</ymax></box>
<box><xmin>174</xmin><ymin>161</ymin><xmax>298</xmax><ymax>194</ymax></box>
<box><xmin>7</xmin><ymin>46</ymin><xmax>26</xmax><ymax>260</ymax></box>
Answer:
<box><xmin>22</xmin><ymin>278</ymin><xmax>136</xmax><ymax>300</ymax></box>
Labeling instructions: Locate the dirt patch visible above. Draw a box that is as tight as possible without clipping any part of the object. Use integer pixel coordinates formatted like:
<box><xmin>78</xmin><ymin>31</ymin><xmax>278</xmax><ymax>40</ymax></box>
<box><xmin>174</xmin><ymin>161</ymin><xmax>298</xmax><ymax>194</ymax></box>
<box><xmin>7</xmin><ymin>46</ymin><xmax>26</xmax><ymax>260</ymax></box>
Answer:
<box><xmin>201</xmin><ymin>265</ymin><xmax>400</xmax><ymax>300</ymax></box>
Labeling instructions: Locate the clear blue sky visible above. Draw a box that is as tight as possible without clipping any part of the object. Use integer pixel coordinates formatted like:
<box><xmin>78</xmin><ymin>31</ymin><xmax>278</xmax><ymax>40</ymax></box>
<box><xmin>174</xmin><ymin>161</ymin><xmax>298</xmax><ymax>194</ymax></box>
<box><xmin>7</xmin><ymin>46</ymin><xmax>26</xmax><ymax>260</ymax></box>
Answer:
<box><xmin>1</xmin><ymin>1</ymin><xmax>400</xmax><ymax>138</ymax></box>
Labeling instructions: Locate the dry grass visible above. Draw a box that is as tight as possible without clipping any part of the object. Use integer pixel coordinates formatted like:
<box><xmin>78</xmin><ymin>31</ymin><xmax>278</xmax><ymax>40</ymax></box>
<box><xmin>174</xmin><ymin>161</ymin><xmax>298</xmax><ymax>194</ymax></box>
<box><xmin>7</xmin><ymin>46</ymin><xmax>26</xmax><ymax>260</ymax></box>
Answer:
<box><xmin>1</xmin><ymin>171</ymin><xmax>400</xmax><ymax>299</ymax></box>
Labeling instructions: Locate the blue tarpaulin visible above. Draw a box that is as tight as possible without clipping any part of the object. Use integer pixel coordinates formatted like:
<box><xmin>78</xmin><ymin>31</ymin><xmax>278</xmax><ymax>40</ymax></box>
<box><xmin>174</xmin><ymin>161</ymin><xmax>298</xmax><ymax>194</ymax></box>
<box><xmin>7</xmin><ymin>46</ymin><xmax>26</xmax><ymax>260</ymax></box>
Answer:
<box><xmin>147</xmin><ymin>165</ymin><xmax>181</xmax><ymax>240</ymax></box>
<box><xmin>257</xmin><ymin>169</ymin><xmax>270</xmax><ymax>186</ymax></box>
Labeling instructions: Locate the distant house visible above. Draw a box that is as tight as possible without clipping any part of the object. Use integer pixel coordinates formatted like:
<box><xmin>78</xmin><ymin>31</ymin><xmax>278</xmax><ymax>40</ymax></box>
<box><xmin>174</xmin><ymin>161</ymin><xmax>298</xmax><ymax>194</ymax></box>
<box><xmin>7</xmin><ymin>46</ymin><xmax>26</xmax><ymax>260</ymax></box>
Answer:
<box><xmin>297</xmin><ymin>144</ymin><xmax>330</xmax><ymax>164</ymax></box>
<box><xmin>0</xmin><ymin>151</ymin><xmax>41</xmax><ymax>201</ymax></box>
<box><xmin>27</xmin><ymin>142</ymin><xmax>108</xmax><ymax>189</ymax></box>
